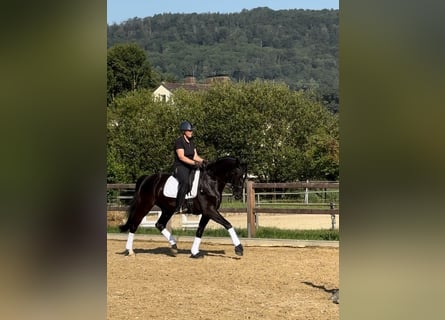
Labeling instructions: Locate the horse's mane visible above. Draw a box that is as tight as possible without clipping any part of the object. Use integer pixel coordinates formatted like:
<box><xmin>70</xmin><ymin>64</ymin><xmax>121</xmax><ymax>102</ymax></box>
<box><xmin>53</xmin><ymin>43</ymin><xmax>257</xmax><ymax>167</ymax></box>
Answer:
<box><xmin>206</xmin><ymin>156</ymin><xmax>239</xmax><ymax>175</ymax></box>
<box><xmin>200</xmin><ymin>157</ymin><xmax>244</xmax><ymax>201</ymax></box>
<box><xmin>198</xmin><ymin>157</ymin><xmax>239</xmax><ymax>203</ymax></box>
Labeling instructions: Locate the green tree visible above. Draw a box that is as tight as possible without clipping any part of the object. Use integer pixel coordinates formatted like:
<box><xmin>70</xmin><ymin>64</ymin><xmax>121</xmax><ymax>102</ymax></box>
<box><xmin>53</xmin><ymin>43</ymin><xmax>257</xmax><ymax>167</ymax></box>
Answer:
<box><xmin>107</xmin><ymin>80</ymin><xmax>339</xmax><ymax>183</ymax></box>
<box><xmin>107</xmin><ymin>89</ymin><xmax>178</xmax><ymax>182</ymax></box>
<box><xmin>107</xmin><ymin>8</ymin><xmax>339</xmax><ymax>112</ymax></box>
<box><xmin>107</xmin><ymin>43</ymin><xmax>160</xmax><ymax>104</ymax></box>
<box><xmin>173</xmin><ymin>80</ymin><xmax>339</xmax><ymax>182</ymax></box>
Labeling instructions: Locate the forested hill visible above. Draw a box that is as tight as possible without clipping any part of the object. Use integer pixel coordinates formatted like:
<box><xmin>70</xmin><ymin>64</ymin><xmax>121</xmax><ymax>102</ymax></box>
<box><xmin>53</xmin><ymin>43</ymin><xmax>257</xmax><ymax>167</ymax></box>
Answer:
<box><xmin>107</xmin><ymin>7</ymin><xmax>338</xmax><ymax>110</ymax></box>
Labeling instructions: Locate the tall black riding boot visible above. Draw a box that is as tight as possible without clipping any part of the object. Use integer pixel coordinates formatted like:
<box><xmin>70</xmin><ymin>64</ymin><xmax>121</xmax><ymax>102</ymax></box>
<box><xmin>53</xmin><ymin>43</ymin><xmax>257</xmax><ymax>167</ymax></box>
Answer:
<box><xmin>175</xmin><ymin>187</ymin><xmax>187</xmax><ymax>214</ymax></box>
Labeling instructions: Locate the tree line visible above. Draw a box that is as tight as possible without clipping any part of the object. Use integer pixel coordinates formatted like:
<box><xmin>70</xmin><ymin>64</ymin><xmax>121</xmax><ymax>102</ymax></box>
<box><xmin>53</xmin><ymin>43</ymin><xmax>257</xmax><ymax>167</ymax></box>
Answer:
<box><xmin>107</xmin><ymin>80</ymin><xmax>339</xmax><ymax>183</ymax></box>
<box><xmin>107</xmin><ymin>7</ymin><xmax>339</xmax><ymax>112</ymax></box>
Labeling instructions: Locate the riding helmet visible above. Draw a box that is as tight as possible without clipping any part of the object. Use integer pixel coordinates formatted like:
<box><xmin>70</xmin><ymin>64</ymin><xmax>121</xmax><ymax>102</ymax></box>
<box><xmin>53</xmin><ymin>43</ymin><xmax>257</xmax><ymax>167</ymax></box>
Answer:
<box><xmin>179</xmin><ymin>121</ymin><xmax>193</xmax><ymax>131</ymax></box>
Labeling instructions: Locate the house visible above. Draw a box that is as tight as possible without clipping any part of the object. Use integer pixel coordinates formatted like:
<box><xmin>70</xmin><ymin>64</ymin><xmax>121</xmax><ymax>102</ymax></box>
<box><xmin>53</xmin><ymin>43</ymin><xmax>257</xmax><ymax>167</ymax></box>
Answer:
<box><xmin>153</xmin><ymin>75</ymin><xmax>230</xmax><ymax>102</ymax></box>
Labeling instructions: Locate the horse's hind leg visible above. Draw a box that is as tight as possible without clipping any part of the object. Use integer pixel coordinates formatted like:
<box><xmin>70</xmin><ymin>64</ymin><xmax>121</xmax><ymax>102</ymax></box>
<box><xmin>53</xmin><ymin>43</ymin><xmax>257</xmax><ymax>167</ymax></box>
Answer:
<box><xmin>155</xmin><ymin>210</ymin><xmax>178</xmax><ymax>255</ymax></box>
<box><xmin>123</xmin><ymin>206</ymin><xmax>147</xmax><ymax>256</ymax></box>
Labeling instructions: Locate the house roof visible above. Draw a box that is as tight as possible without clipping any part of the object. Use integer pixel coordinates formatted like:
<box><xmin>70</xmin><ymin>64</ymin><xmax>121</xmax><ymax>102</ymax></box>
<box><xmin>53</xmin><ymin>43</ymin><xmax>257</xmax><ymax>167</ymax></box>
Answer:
<box><xmin>160</xmin><ymin>75</ymin><xmax>231</xmax><ymax>93</ymax></box>
<box><xmin>162</xmin><ymin>82</ymin><xmax>210</xmax><ymax>92</ymax></box>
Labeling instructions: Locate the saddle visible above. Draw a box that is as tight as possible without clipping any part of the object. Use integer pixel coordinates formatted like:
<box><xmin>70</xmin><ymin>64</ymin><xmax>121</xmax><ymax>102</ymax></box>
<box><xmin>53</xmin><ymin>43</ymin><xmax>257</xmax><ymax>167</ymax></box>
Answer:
<box><xmin>163</xmin><ymin>170</ymin><xmax>201</xmax><ymax>199</ymax></box>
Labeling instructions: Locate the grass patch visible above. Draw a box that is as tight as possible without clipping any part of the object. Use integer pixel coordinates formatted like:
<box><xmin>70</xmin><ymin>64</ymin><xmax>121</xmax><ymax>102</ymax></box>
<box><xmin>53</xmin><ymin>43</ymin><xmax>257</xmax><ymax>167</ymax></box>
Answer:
<box><xmin>254</xmin><ymin>227</ymin><xmax>339</xmax><ymax>240</ymax></box>
<box><xmin>107</xmin><ymin>226</ymin><xmax>339</xmax><ymax>241</ymax></box>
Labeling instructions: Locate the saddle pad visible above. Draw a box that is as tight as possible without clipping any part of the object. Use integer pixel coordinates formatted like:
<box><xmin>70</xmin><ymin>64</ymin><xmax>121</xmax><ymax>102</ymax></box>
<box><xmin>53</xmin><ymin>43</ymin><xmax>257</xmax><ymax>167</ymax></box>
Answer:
<box><xmin>163</xmin><ymin>170</ymin><xmax>200</xmax><ymax>199</ymax></box>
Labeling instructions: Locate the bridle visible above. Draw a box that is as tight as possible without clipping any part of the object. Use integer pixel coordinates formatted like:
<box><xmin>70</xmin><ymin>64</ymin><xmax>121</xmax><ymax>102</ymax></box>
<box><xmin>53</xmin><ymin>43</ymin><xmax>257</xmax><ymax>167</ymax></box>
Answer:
<box><xmin>229</xmin><ymin>167</ymin><xmax>246</xmax><ymax>199</ymax></box>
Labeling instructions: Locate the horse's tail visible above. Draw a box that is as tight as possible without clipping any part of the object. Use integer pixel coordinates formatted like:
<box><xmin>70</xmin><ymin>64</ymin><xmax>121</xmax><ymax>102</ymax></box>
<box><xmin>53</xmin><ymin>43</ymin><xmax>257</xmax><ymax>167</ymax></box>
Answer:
<box><xmin>119</xmin><ymin>175</ymin><xmax>149</xmax><ymax>233</ymax></box>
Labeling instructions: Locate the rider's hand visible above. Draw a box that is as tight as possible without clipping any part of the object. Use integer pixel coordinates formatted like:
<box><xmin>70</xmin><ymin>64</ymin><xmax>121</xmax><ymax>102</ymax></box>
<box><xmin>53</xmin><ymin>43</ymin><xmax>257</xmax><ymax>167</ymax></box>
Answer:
<box><xmin>194</xmin><ymin>160</ymin><xmax>203</xmax><ymax>168</ymax></box>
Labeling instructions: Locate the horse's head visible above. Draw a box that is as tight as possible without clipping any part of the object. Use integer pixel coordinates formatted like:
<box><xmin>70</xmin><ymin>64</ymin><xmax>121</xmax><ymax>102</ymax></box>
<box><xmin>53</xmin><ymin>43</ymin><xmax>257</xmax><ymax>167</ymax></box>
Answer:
<box><xmin>229</xmin><ymin>160</ymin><xmax>248</xmax><ymax>200</ymax></box>
<box><xmin>206</xmin><ymin>157</ymin><xmax>248</xmax><ymax>200</ymax></box>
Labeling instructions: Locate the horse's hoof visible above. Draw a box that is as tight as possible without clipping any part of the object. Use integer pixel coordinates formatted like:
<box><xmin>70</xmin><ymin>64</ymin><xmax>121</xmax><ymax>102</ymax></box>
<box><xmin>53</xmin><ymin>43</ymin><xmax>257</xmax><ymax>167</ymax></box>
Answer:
<box><xmin>124</xmin><ymin>249</ymin><xmax>135</xmax><ymax>257</ymax></box>
<box><xmin>189</xmin><ymin>252</ymin><xmax>204</xmax><ymax>259</ymax></box>
<box><xmin>235</xmin><ymin>244</ymin><xmax>243</xmax><ymax>256</ymax></box>
<box><xmin>170</xmin><ymin>244</ymin><xmax>178</xmax><ymax>256</ymax></box>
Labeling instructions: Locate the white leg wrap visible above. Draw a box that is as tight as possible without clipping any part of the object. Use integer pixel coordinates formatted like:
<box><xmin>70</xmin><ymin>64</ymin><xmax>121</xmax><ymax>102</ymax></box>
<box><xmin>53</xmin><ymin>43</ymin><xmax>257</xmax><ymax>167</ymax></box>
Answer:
<box><xmin>191</xmin><ymin>237</ymin><xmax>201</xmax><ymax>255</ymax></box>
<box><xmin>126</xmin><ymin>232</ymin><xmax>135</xmax><ymax>250</ymax></box>
<box><xmin>161</xmin><ymin>228</ymin><xmax>176</xmax><ymax>245</ymax></box>
<box><xmin>228</xmin><ymin>227</ymin><xmax>241</xmax><ymax>246</ymax></box>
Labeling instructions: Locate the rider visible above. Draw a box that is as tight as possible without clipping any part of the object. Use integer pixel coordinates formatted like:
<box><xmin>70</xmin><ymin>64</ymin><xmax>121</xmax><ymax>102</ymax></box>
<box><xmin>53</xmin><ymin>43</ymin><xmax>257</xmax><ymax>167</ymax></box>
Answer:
<box><xmin>173</xmin><ymin>121</ymin><xmax>206</xmax><ymax>214</ymax></box>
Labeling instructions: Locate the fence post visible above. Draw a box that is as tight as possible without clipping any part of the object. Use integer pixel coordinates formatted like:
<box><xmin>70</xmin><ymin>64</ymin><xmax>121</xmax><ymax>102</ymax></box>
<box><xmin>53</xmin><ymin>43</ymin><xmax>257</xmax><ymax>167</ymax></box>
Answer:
<box><xmin>330</xmin><ymin>202</ymin><xmax>336</xmax><ymax>230</ymax></box>
<box><xmin>246</xmin><ymin>181</ymin><xmax>256</xmax><ymax>238</ymax></box>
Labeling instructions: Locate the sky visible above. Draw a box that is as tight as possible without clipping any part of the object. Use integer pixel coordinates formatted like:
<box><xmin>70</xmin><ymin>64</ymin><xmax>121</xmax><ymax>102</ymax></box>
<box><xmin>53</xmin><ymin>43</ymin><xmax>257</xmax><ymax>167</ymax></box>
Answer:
<box><xmin>107</xmin><ymin>0</ymin><xmax>339</xmax><ymax>24</ymax></box>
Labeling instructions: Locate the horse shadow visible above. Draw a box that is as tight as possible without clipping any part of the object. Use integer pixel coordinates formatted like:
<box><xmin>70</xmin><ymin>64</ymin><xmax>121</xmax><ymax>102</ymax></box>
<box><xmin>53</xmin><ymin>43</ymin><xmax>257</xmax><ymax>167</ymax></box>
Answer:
<box><xmin>116</xmin><ymin>247</ymin><xmax>239</xmax><ymax>259</ymax></box>
<box><xmin>205</xmin><ymin>251</ymin><xmax>242</xmax><ymax>260</ymax></box>
<box><xmin>302</xmin><ymin>281</ymin><xmax>339</xmax><ymax>304</ymax></box>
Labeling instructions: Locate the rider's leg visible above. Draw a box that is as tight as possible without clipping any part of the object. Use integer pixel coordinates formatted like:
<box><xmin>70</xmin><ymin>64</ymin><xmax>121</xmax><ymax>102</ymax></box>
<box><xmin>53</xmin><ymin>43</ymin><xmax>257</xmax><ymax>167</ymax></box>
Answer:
<box><xmin>174</xmin><ymin>166</ymin><xmax>190</xmax><ymax>213</ymax></box>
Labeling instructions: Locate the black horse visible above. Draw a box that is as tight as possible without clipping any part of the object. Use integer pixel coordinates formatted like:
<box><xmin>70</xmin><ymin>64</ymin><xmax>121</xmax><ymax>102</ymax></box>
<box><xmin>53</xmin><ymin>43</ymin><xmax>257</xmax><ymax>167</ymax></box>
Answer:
<box><xmin>119</xmin><ymin>156</ymin><xmax>247</xmax><ymax>258</ymax></box>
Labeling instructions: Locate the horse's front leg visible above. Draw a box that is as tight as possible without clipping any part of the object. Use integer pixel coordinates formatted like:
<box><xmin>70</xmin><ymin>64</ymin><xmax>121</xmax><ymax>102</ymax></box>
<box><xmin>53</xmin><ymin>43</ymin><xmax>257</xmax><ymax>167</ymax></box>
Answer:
<box><xmin>155</xmin><ymin>210</ymin><xmax>178</xmax><ymax>255</ymax></box>
<box><xmin>208</xmin><ymin>210</ymin><xmax>243</xmax><ymax>256</ymax></box>
<box><xmin>190</xmin><ymin>215</ymin><xmax>210</xmax><ymax>258</ymax></box>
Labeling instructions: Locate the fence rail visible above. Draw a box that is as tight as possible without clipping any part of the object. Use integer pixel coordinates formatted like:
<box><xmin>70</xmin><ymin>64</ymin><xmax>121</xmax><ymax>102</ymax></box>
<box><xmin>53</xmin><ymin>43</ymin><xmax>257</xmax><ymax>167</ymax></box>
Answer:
<box><xmin>252</xmin><ymin>182</ymin><xmax>339</xmax><ymax>189</ymax></box>
<box><xmin>107</xmin><ymin>180</ymin><xmax>339</xmax><ymax>237</ymax></box>
<box><xmin>245</xmin><ymin>181</ymin><xmax>339</xmax><ymax>237</ymax></box>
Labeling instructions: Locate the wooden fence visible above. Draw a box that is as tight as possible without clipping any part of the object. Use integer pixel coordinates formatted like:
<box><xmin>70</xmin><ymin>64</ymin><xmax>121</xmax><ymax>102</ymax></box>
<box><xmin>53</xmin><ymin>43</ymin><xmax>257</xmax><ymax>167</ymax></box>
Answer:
<box><xmin>107</xmin><ymin>180</ymin><xmax>339</xmax><ymax>237</ymax></box>
<box><xmin>106</xmin><ymin>183</ymin><xmax>245</xmax><ymax>213</ymax></box>
<box><xmin>245</xmin><ymin>181</ymin><xmax>339</xmax><ymax>237</ymax></box>
<box><xmin>106</xmin><ymin>183</ymin><xmax>245</xmax><ymax>230</ymax></box>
